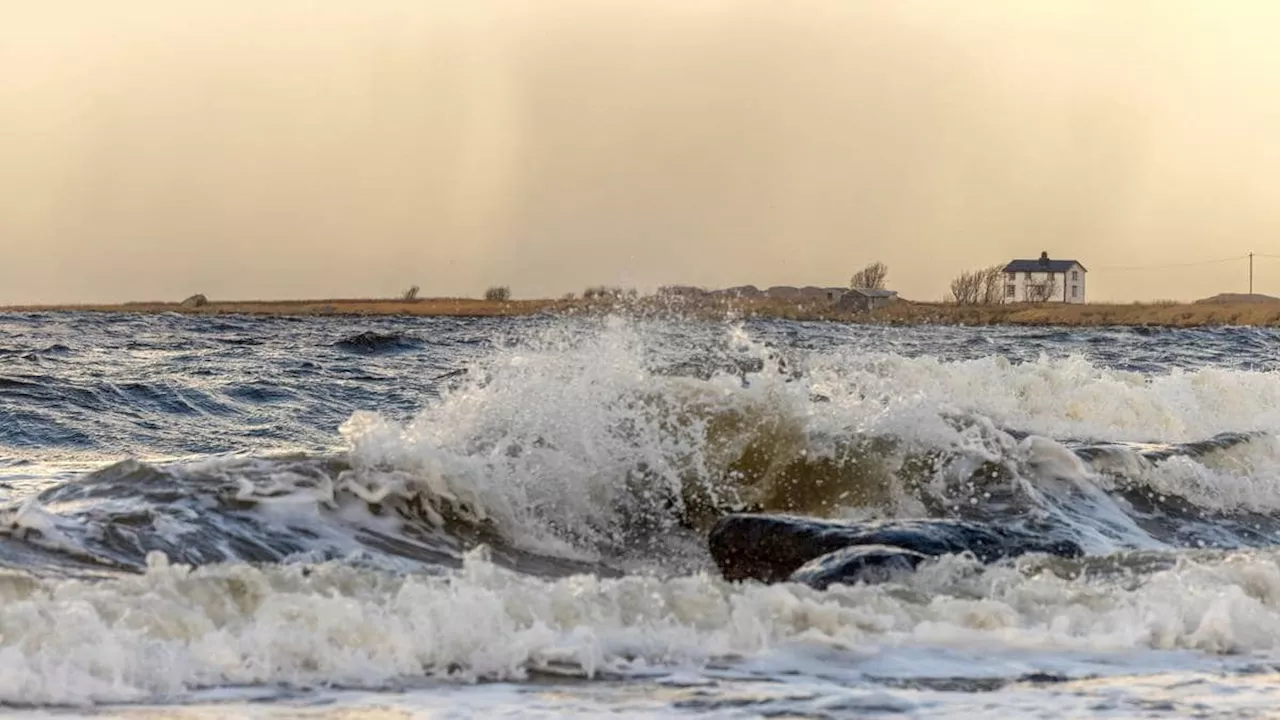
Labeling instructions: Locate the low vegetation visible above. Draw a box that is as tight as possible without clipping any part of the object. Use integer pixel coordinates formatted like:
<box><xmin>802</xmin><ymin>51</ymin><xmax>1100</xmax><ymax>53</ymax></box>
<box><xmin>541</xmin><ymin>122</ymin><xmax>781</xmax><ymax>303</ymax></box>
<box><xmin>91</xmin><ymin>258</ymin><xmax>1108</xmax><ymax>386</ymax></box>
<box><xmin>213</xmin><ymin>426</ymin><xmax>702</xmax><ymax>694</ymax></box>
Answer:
<box><xmin>860</xmin><ymin>299</ymin><xmax>1280</xmax><ymax>327</ymax></box>
<box><xmin>582</xmin><ymin>286</ymin><xmax>637</xmax><ymax>300</ymax></box>
<box><xmin>484</xmin><ymin>286</ymin><xmax>511</xmax><ymax>302</ymax></box>
<box><xmin>949</xmin><ymin>264</ymin><xmax>1006</xmax><ymax>305</ymax></box>
<box><xmin>12</xmin><ymin>292</ymin><xmax>1280</xmax><ymax>327</ymax></box>
<box><xmin>1</xmin><ymin>297</ymin><xmax>567</xmax><ymax>318</ymax></box>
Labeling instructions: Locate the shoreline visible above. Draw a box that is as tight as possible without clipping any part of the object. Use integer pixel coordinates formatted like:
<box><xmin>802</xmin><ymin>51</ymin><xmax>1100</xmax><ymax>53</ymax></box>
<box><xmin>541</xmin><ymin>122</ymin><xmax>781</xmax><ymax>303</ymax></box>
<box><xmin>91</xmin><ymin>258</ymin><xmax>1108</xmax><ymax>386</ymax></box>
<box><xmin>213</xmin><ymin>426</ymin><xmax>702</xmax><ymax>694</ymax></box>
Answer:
<box><xmin>4</xmin><ymin>297</ymin><xmax>1280</xmax><ymax>328</ymax></box>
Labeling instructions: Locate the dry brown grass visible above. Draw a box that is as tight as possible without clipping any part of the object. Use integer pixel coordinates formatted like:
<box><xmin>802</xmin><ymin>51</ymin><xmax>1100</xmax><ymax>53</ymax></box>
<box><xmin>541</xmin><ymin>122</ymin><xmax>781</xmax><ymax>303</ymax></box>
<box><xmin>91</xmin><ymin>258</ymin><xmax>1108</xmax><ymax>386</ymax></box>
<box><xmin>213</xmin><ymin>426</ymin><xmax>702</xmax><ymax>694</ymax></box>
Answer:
<box><xmin>845</xmin><ymin>300</ymin><xmax>1280</xmax><ymax>327</ymax></box>
<box><xmin>587</xmin><ymin>296</ymin><xmax>1280</xmax><ymax>327</ymax></box>
<box><xmin>610</xmin><ymin>296</ymin><xmax>1280</xmax><ymax>327</ymax></box>
<box><xmin>9</xmin><ymin>296</ymin><xmax>1280</xmax><ymax>327</ymax></box>
<box><xmin>1</xmin><ymin>297</ymin><xmax>571</xmax><ymax>317</ymax></box>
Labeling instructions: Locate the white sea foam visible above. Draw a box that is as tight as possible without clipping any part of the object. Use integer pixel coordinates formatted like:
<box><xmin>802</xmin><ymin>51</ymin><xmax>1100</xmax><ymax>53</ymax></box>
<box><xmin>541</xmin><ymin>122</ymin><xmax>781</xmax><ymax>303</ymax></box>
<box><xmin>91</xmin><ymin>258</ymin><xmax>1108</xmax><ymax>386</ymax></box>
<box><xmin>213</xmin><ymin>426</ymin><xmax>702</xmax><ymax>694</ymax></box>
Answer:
<box><xmin>331</xmin><ymin>319</ymin><xmax>1280</xmax><ymax>556</ymax></box>
<box><xmin>1</xmin><ymin>547</ymin><xmax>1280</xmax><ymax>706</ymax></box>
<box><xmin>7</xmin><ymin>319</ymin><xmax>1280</xmax><ymax>711</ymax></box>
<box><xmin>5</xmin><ymin>318</ymin><xmax>1280</xmax><ymax>578</ymax></box>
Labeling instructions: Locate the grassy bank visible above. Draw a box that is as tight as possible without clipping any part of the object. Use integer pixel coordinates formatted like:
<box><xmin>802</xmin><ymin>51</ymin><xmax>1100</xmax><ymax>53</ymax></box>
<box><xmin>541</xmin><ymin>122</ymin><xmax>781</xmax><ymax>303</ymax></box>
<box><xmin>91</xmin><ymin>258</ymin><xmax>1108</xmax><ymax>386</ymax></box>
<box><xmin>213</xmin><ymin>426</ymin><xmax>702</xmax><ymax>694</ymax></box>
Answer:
<box><xmin>6</xmin><ymin>296</ymin><xmax>1280</xmax><ymax>327</ymax></box>
<box><xmin>0</xmin><ymin>297</ymin><xmax>571</xmax><ymax>317</ymax></box>
<box><xmin>617</xmin><ymin>296</ymin><xmax>1280</xmax><ymax>327</ymax></box>
<box><xmin>851</xmin><ymin>300</ymin><xmax>1280</xmax><ymax>327</ymax></box>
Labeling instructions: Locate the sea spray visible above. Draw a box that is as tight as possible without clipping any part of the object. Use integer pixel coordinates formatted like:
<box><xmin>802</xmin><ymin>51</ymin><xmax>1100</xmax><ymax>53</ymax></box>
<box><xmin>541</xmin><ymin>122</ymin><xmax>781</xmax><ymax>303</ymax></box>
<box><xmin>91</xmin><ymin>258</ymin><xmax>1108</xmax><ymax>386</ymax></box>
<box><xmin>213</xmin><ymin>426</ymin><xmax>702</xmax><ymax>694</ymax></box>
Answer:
<box><xmin>7</xmin><ymin>317</ymin><xmax>1280</xmax><ymax>574</ymax></box>
<box><xmin>7</xmin><ymin>314</ymin><xmax>1280</xmax><ymax>711</ymax></box>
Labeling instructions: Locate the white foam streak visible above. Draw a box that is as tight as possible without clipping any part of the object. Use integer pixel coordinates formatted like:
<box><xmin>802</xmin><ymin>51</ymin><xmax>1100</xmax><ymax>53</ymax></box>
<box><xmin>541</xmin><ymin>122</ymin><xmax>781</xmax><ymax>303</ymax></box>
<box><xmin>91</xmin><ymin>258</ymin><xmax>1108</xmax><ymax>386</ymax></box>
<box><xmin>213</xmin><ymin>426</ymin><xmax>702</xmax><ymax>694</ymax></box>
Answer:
<box><xmin>5</xmin><ymin>549</ymin><xmax>1280</xmax><ymax>705</ymax></box>
<box><xmin>814</xmin><ymin>350</ymin><xmax>1280</xmax><ymax>443</ymax></box>
<box><xmin>1143</xmin><ymin>434</ymin><xmax>1280</xmax><ymax>512</ymax></box>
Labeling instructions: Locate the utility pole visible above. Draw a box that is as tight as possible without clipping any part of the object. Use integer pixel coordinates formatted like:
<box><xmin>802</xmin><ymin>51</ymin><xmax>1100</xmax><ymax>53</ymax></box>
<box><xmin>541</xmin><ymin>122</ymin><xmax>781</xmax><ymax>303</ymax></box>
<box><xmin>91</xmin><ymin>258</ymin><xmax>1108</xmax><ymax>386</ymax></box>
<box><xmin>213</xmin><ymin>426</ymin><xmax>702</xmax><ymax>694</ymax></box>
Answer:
<box><xmin>1250</xmin><ymin>252</ymin><xmax>1254</xmax><ymax>295</ymax></box>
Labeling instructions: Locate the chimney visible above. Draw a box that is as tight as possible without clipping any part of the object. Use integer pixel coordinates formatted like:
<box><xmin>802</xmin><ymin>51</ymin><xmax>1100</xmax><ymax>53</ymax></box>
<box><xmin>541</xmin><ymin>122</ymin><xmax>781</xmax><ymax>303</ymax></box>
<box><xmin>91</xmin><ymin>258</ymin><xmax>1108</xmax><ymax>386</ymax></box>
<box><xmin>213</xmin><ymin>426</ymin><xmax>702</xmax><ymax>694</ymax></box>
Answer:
<box><xmin>1038</xmin><ymin>251</ymin><xmax>1049</xmax><ymax>268</ymax></box>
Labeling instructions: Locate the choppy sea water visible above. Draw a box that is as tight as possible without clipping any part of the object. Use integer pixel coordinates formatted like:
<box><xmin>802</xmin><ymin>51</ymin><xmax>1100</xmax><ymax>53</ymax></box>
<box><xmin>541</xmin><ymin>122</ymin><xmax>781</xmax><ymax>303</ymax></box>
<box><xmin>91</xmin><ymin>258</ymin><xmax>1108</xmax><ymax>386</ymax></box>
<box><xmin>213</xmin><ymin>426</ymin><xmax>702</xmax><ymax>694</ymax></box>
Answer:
<box><xmin>5</xmin><ymin>312</ymin><xmax>1280</xmax><ymax>717</ymax></box>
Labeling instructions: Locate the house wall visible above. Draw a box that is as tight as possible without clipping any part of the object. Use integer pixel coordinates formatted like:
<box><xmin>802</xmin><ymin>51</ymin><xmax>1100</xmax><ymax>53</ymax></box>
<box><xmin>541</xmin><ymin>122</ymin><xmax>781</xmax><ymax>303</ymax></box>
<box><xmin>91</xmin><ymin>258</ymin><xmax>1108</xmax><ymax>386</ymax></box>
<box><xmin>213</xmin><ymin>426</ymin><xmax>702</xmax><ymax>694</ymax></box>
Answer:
<box><xmin>1002</xmin><ymin>264</ymin><xmax>1086</xmax><ymax>303</ymax></box>
<box><xmin>837</xmin><ymin>291</ymin><xmax>898</xmax><ymax>312</ymax></box>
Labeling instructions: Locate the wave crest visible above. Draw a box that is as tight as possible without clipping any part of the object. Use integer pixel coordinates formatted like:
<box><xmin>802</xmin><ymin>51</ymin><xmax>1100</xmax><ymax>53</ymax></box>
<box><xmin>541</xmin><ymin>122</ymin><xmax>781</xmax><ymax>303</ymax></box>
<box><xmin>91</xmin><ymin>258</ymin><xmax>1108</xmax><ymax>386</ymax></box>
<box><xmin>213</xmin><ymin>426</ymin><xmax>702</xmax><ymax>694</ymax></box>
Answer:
<box><xmin>7</xmin><ymin>318</ymin><xmax>1280</xmax><ymax>575</ymax></box>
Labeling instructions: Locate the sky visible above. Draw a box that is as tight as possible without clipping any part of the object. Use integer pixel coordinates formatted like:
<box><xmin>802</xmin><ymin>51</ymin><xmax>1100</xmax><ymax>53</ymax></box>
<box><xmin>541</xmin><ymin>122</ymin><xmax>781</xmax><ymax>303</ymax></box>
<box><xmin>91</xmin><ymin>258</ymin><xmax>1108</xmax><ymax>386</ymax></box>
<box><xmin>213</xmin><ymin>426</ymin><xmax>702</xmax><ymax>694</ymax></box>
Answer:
<box><xmin>3</xmin><ymin>1</ymin><xmax>1280</xmax><ymax>304</ymax></box>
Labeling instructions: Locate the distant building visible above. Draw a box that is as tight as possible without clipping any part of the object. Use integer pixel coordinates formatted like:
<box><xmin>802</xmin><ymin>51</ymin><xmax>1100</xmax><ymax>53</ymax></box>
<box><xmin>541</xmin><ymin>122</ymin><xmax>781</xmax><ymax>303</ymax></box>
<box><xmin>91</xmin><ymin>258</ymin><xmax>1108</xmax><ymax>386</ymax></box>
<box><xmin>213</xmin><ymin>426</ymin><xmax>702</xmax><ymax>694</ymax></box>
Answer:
<box><xmin>709</xmin><ymin>284</ymin><xmax>848</xmax><ymax>302</ymax></box>
<box><xmin>838</xmin><ymin>288</ymin><xmax>899</xmax><ymax>312</ymax></box>
<box><xmin>795</xmin><ymin>286</ymin><xmax>849</xmax><ymax>302</ymax></box>
<box><xmin>1002</xmin><ymin>252</ymin><xmax>1087</xmax><ymax>304</ymax></box>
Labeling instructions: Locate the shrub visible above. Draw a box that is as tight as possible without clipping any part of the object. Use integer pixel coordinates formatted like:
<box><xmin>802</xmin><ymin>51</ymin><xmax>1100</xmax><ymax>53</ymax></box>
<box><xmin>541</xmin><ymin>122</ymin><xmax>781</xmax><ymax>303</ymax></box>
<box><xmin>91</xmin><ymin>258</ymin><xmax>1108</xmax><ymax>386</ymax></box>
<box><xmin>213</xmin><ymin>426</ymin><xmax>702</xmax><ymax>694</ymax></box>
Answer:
<box><xmin>850</xmin><ymin>262</ymin><xmax>888</xmax><ymax>290</ymax></box>
<box><xmin>950</xmin><ymin>264</ymin><xmax>1006</xmax><ymax>305</ymax></box>
<box><xmin>583</xmin><ymin>286</ymin><xmax>625</xmax><ymax>300</ymax></box>
<box><xmin>484</xmin><ymin>286</ymin><xmax>511</xmax><ymax>302</ymax></box>
<box><xmin>402</xmin><ymin>285</ymin><xmax>420</xmax><ymax>301</ymax></box>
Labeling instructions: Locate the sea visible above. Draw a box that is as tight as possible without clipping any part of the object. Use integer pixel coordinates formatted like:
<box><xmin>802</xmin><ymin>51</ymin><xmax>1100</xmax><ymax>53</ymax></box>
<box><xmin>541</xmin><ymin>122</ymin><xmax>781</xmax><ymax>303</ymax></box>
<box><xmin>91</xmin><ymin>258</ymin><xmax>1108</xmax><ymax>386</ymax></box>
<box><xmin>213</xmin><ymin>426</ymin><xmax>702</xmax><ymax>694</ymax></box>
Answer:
<box><xmin>3</xmin><ymin>310</ymin><xmax>1280</xmax><ymax>718</ymax></box>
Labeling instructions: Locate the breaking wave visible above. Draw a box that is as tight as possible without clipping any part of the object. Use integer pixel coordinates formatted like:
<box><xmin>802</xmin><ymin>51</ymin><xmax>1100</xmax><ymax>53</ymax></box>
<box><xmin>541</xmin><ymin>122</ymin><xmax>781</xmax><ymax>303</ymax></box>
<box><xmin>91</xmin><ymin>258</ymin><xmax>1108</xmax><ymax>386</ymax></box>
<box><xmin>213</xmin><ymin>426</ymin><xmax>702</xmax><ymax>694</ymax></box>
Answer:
<box><xmin>6</xmin><ymin>318</ymin><xmax>1280</xmax><ymax>573</ymax></box>
<box><xmin>5</xmin><ymin>315</ymin><xmax>1280</xmax><ymax>704</ymax></box>
<box><xmin>4</xmin><ymin>546</ymin><xmax>1280</xmax><ymax>705</ymax></box>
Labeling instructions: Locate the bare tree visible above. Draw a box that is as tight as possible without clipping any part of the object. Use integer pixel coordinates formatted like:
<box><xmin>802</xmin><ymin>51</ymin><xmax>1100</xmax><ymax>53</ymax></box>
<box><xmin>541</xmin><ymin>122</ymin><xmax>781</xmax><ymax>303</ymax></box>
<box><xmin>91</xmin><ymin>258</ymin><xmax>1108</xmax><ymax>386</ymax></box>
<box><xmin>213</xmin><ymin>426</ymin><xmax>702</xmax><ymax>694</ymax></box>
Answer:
<box><xmin>850</xmin><ymin>262</ymin><xmax>889</xmax><ymax>290</ymax></box>
<box><xmin>951</xmin><ymin>264</ymin><xmax>1009</xmax><ymax>305</ymax></box>
<box><xmin>978</xmin><ymin>264</ymin><xmax>1006</xmax><ymax>305</ymax></box>
<box><xmin>1024</xmin><ymin>280</ymin><xmax>1054</xmax><ymax>303</ymax></box>
<box><xmin>950</xmin><ymin>270</ymin><xmax>981</xmax><ymax>305</ymax></box>
<box><xmin>401</xmin><ymin>285</ymin><xmax>420</xmax><ymax>301</ymax></box>
<box><xmin>484</xmin><ymin>286</ymin><xmax>511</xmax><ymax>301</ymax></box>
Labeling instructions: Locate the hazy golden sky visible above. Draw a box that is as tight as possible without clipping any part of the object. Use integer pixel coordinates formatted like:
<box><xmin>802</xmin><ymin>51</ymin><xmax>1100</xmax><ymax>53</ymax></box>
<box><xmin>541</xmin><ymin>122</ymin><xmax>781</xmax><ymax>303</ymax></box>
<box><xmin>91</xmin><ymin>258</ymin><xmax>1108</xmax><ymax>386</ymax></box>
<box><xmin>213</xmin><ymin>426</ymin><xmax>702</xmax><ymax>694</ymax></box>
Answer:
<box><xmin>4</xmin><ymin>1</ymin><xmax>1280</xmax><ymax>303</ymax></box>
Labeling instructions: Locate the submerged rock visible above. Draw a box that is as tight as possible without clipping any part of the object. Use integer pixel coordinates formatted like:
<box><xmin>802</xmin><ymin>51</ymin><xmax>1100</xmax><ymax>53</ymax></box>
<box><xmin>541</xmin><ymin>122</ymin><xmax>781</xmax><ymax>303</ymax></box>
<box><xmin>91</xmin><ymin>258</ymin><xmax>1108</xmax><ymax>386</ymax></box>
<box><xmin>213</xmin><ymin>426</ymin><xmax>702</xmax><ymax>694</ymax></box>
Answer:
<box><xmin>708</xmin><ymin>513</ymin><xmax>1083</xmax><ymax>588</ymax></box>
<box><xmin>334</xmin><ymin>331</ymin><xmax>421</xmax><ymax>354</ymax></box>
<box><xmin>788</xmin><ymin>543</ymin><xmax>929</xmax><ymax>589</ymax></box>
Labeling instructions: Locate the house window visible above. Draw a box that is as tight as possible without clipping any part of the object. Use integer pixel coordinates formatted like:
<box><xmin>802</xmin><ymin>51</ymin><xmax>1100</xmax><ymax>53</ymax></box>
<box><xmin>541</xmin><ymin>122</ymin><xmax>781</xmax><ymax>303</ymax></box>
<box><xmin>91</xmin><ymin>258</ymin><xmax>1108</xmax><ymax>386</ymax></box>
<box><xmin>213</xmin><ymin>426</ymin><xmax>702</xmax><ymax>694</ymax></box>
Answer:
<box><xmin>1006</xmin><ymin>284</ymin><xmax>1016</xmax><ymax>298</ymax></box>
<box><xmin>1071</xmin><ymin>285</ymin><xmax>1078</xmax><ymax>298</ymax></box>
<box><xmin>1071</xmin><ymin>270</ymin><xmax>1079</xmax><ymax>281</ymax></box>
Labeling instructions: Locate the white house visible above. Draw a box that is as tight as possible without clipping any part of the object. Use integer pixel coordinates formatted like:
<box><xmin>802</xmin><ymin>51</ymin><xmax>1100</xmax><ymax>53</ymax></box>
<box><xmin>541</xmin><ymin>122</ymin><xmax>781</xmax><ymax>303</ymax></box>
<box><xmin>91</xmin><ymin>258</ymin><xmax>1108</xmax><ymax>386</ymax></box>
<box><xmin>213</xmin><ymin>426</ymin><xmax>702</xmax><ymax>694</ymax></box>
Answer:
<box><xmin>1002</xmin><ymin>252</ymin><xmax>1087</xmax><ymax>304</ymax></box>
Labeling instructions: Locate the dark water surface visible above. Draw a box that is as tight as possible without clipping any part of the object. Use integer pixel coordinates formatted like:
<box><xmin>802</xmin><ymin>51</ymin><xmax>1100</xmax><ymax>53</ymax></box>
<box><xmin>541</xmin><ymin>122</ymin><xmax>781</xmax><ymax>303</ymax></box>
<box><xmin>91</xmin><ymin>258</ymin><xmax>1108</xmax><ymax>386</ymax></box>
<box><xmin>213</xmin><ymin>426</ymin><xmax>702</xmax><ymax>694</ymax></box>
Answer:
<box><xmin>4</xmin><ymin>312</ymin><xmax>1280</xmax><ymax>717</ymax></box>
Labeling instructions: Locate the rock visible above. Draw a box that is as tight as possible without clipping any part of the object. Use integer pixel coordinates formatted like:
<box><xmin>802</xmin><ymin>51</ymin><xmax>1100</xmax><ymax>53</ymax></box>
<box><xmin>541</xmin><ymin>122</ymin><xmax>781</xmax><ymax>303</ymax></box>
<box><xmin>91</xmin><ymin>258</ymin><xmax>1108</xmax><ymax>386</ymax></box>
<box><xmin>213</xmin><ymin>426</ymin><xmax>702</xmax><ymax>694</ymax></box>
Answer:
<box><xmin>334</xmin><ymin>331</ymin><xmax>420</xmax><ymax>354</ymax></box>
<box><xmin>788</xmin><ymin>544</ymin><xmax>929</xmax><ymax>589</ymax></box>
<box><xmin>181</xmin><ymin>294</ymin><xmax>209</xmax><ymax>308</ymax></box>
<box><xmin>707</xmin><ymin>513</ymin><xmax>1082</xmax><ymax>587</ymax></box>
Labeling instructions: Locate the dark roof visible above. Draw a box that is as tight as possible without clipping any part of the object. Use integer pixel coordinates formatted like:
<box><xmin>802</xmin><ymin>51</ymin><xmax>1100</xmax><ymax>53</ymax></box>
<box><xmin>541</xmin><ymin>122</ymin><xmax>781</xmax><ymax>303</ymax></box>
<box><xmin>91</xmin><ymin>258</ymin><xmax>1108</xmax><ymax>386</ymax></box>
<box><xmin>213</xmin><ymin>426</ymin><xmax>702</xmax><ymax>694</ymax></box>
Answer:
<box><xmin>845</xmin><ymin>288</ymin><xmax>898</xmax><ymax>298</ymax></box>
<box><xmin>1003</xmin><ymin>259</ymin><xmax>1086</xmax><ymax>273</ymax></box>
